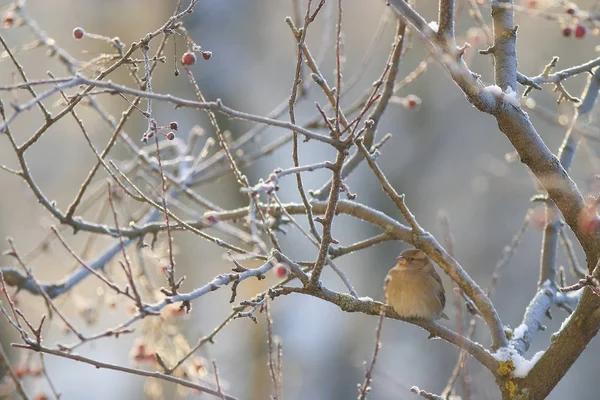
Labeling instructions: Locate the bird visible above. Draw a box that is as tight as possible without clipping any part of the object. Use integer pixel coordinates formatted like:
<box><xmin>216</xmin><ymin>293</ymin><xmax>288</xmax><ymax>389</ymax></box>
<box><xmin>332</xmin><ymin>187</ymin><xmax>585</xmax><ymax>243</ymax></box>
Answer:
<box><xmin>384</xmin><ymin>248</ymin><xmax>449</xmax><ymax>321</ymax></box>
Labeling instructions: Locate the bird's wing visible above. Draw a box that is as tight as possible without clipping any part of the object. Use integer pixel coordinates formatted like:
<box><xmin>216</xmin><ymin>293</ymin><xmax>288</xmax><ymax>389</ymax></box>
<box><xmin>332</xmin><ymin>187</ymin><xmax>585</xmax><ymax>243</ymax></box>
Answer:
<box><xmin>427</xmin><ymin>268</ymin><xmax>446</xmax><ymax>310</ymax></box>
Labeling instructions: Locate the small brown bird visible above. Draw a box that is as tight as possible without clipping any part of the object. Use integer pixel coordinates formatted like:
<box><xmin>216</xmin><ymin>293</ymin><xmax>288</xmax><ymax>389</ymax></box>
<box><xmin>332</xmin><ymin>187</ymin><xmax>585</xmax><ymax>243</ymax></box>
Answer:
<box><xmin>384</xmin><ymin>249</ymin><xmax>449</xmax><ymax>321</ymax></box>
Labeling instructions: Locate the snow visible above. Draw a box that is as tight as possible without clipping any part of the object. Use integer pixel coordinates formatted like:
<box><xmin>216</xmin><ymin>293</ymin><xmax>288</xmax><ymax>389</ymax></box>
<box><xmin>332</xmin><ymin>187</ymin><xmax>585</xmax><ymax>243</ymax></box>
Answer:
<box><xmin>514</xmin><ymin>351</ymin><xmax>545</xmax><ymax>378</ymax></box>
<box><xmin>559</xmin><ymin>312</ymin><xmax>573</xmax><ymax>333</ymax></box>
<box><xmin>485</xmin><ymin>85</ymin><xmax>502</xmax><ymax>96</ymax></box>
<box><xmin>504</xmin><ymin>87</ymin><xmax>521</xmax><ymax>107</ymax></box>
<box><xmin>492</xmin><ymin>346</ymin><xmax>512</xmax><ymax>362</ymax></box>
<box><xmin>428</xmin><ymin>21</ymin><xmax>439</xmax><ymax>33</ymax></box>
<box><xmin>484</xmin><ymin>85</ymin><xmax>521</xmax><ymax>108</ymax></box>
<box><xmin>492</xmin><ymin>345</ymin><xmax>545</xmax><ymax>378</ymax></box>
<box><xmin>513</xmin><ymin>324</ymin><xmax>528</xmax><ymax>341</ymax></box>
<box><xmin>358</xmin><ymin>296</ymin><xmax>374</xmax><ymax>302</ymax></box>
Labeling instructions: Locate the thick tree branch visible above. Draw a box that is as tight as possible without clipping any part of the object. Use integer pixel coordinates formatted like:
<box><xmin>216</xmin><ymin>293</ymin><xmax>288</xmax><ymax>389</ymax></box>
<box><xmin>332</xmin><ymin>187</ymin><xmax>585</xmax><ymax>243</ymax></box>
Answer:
<box><xmin>490</xmin><ymin>0</ymin><xmax>518</xmax><ymax>92</ymax></box>
<box><xmin>437</xmin><ymin>0</ymin><xmax>455</xmax><ymax>39</ymax></box>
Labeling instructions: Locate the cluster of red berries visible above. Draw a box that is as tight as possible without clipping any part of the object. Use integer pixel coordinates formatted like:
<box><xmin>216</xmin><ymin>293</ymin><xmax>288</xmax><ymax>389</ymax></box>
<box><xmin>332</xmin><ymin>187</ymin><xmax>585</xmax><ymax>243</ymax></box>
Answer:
<box><xmin>525</xmin><ymin>1</ymin><xmax>588</xmax><ymax>39</ymax></box>
<box><xmin>562</xmin><ymin>6</ymin><xmax>587</xmax><ymax>38</ymax></box>
<box><xmin>140</xmin><ymin>121</ymin><xmax>178</xmax><ymax>143</ymax></box>
<box><xmin>562</xmin><ymin>24</ymin><xmax>586</xmax><ymax>38</ymax></box>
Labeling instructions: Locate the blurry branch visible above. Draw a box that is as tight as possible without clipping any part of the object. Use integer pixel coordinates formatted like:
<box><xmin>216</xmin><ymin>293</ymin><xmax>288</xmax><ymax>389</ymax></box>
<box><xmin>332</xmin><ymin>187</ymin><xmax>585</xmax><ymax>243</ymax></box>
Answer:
<box><xmin>107</xmin><ymin>185</ymin><xmax>146</xmax><ymax>311</ymax></box>
<box><xmin>5</xmin><ymin>239</ymin><xmax>95</xmax><ymax>343</ymax></box>
<box><xmin>50</xmin><ymin>226</ymin><xmax>137</xmax><ymax>302</ymax></box>
<box><xmin>357</xmin><ymin>314</ymin><xmax>384</xmax><ymax>400</ymax></box>
<box><xmin>0</xmin><ymin>341</ymin><xmax>30</xmax><ymax>400</ymax></box>
<box><xmin>466</xmin><ymin>0</ymin><xmax>493</xmax><ymax>45</ymax></box>
<box><xmin>411</xmin><ymin>386</ymin><xmax>444</xmax><ymax>400</ymax></box>
<box><xmin>0</xmin><ymin>35</ymin><xmax>50</xmax><ymax>122</ymax></box>
<box><xmin>0</xmin><ymin>239</ymin><xmax>125</xmax><ymax>299</ymax></box>
<box><xmin>265</xmin><ymin>299</ymin><xmax>282</xmax><ymax>400</ymax></box>
<box><xmin>486</xmin><ymin>210</ymin><xmax>533</xmax><ymax>298</ymax></box>
<box><xmin>211</xmin><ymin>361</ymin><xmax>227</xmax><ymax>400</ymax></box>
<box><xmin>38</xmin><ymin>353</ymin><xmax>60</xmax><ymax>399</ymax></box>
<box><xmin>439</xmin><ymin>212</ymin><xmax>470</xmax><ymax>400</ymax></box>
<box><xmin>559</xmin><ymin>228</ymin><xmax>586</xmax><ymax>279</ymax></box>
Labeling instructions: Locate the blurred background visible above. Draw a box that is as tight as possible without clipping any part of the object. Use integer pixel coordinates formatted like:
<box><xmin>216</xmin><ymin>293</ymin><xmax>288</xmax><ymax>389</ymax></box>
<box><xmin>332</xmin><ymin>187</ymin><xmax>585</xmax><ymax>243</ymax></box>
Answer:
<box><xmin>1</xmin><ymin>0</ymin><xmax>599</xmax><ymax>399</ymax></box>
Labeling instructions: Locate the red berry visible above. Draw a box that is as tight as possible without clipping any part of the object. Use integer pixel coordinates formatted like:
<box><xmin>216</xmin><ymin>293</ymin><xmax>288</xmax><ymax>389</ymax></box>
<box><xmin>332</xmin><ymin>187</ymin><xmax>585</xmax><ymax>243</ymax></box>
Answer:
<box><xmin>167</xmin><ymin>303</ymin><xmax>185</xmax><ymax>317</ymax></box>
<box><xmin>205</xmin><ymin>214</ymin><xmax>217</xmax><ymax>224</ymax></box>
<box><xmin>34</xmin><ymin>394</ymin><xmax>48</xmax><ymax>400</ymax></box>
<box><xmin>562</xmin><ymin>27</ymin><xmax>572</xmax><ymax>37</ymax></box>
<box><xmin>181</xmin><ymin>52</ymin><xmax>196</xmax><ymax>66</ymax></box>
<box><xmin>532</xmin><ymin>207</ymin><xmax>546</xmax><ymax>229</ymax></box>
<box><xmin>169</xmin><ymin>121</ymin><xmax>178</xmax><ymax>130</ymax></box>
<box><xmin>73</xmin><ymin>27</ymin><xmax>85</xmax><ymax>39</ymax></box>
<box><xmin>202</xmin><ymin>51</ymin><xmax>212</xmax><ymax>60</ymax></box>
<box><xmin>466</xmin><ymin>27</ymin><xmax>483</xmax><ymax>46</ymax></box>
<box><xmin>575</xmin><ymin>25</ymin><xmax>586</xmax><ymax>38</ymax></box>
<box><xmin>3</xmin><ymin>11</ymin><xmax>14</xmax><ymax>28</ymax></box>
<box><xmin>13</xmin><ymin>365</ymin><xmax>29</xmax><ymax>379</ymax></box>
<box><xmin>566</xmin><ymin>8</ymin><xmax>576</xmax><ymax>15</ymax></box>
<box><xmin>403</xmin><ymin>94</ymin><xmax>421</xmax><ymax>110</ymax></box>
<box><xmin>274</xmin><ymin>264</ymin><xmax>288</xmax><ymax>278</ymax></box>
<box><xmin>166</xmin><ymin>132</ymin><xmax>175</xmax><ymax>140</ymax></box>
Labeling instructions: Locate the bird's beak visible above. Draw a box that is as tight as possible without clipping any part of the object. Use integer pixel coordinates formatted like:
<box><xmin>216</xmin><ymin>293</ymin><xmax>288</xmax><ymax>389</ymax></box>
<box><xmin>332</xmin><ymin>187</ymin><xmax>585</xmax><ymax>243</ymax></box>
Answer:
<box><xmin>395</xmin><ymin>255</ymin><xmax>407</xmax><ymax>265</ymax></box>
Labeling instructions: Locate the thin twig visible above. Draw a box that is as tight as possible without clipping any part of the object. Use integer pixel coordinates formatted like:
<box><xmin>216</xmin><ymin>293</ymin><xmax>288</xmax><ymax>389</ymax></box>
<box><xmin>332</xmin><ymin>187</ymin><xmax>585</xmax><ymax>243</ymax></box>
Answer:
<box><xmin>357</xmin><ymin>314</ymin><xmax>384</xmax><ymax>400</ymax></box>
